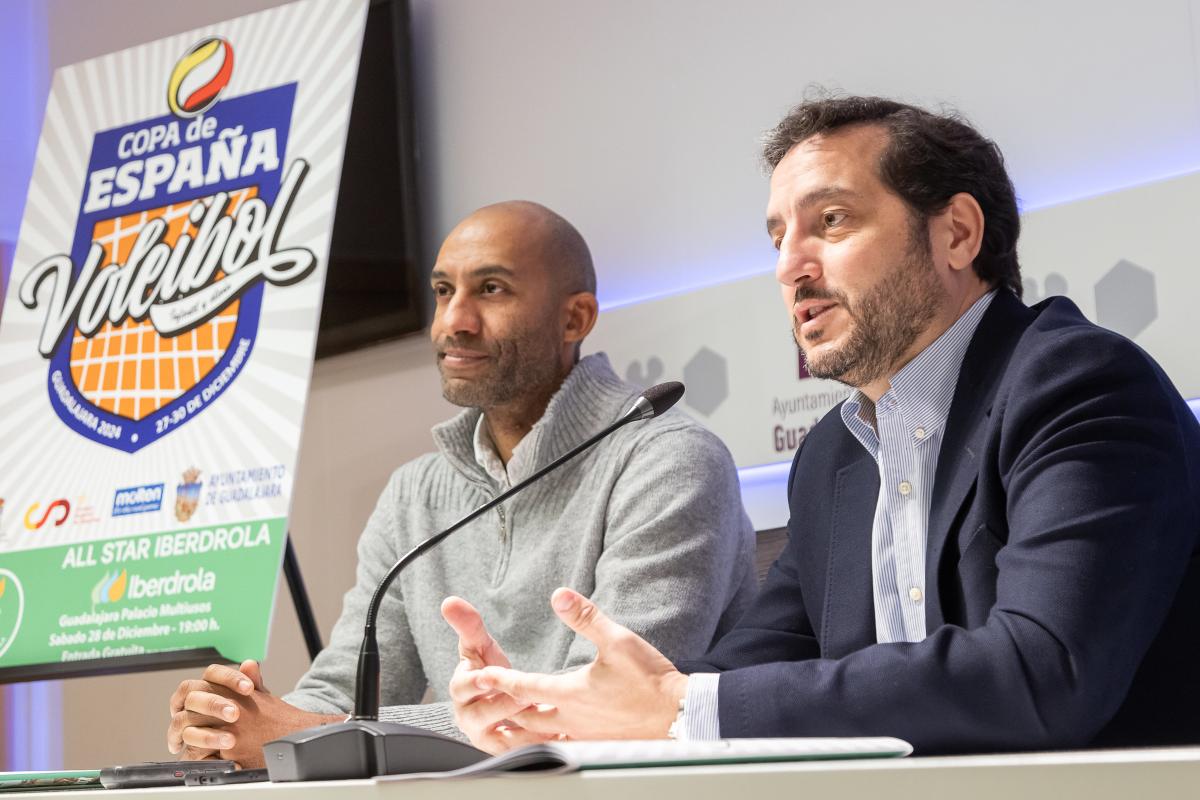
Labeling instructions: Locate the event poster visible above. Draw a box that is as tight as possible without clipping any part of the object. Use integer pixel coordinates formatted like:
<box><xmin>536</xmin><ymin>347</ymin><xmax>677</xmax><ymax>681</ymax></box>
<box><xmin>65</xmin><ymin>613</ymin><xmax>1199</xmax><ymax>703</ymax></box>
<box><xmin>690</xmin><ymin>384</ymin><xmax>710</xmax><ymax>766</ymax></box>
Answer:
<box><xmin>0</xmin><ymin>0</ymin><xmax>367</xmax><ymax>674</ymax></box>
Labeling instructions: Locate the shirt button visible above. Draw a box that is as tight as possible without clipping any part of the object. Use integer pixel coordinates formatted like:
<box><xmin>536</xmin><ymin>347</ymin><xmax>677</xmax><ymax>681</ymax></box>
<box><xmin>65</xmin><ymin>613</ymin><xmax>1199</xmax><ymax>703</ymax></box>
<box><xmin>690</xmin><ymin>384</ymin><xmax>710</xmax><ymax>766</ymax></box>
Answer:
<box><xmin>898</xmin><ymin>480</ymin><xmax>912</xmax><ymax>496</ymax></box>
<box><xmin>909</xmin><ymin>587</ymin><xmax>923</xmax><ymax>602</ymax></box>
<box><xmin>914</xmin><ymin>427</ymin><xmax>926</xmax><ymax>439</ymax></box>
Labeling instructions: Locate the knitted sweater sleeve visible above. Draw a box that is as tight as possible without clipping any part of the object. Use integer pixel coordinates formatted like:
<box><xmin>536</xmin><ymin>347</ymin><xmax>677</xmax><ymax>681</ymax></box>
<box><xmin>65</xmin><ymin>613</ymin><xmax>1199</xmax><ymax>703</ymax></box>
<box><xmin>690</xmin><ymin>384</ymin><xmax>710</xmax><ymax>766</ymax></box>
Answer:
<box><xmin>569</xmin><ymin>419</ymin><xmax>757</xmax><ymax>666</ymax></box>
<box><xmin>282</xmin><ymin>468</ymin><xmax>427</xmax><ymax>716</ymax></box>
<box><xmin>379</xmin><ymin>419</ymin><xmax>759</xmax><ymax>743</ymax></box>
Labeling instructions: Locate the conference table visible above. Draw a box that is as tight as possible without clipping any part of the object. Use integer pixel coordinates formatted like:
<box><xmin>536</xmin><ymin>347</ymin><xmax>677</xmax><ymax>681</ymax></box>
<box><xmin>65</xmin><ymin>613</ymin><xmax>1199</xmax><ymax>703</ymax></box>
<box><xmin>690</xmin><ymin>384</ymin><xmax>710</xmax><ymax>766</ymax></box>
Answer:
<box><xmin>49</xmin><ymin>746</ymin><xmax>1200</xmax><ymax>799</ymax></box>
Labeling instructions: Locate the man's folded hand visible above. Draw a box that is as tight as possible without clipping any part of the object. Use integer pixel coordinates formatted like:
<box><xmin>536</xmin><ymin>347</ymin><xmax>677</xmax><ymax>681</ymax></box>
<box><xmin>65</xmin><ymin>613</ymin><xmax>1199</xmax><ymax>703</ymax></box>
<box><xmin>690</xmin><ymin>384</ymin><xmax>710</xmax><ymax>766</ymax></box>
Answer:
<box><xmin>166</xmin><ymin>659</ymin><xmax>343</xmax><ymax>768</ymax></box>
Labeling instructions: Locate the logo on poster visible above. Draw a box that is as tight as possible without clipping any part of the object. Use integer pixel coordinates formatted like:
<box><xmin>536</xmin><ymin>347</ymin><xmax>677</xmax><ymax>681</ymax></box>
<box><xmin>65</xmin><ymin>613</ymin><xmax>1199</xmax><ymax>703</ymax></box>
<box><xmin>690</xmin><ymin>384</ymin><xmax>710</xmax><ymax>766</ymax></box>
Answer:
<box><xmin>113</xmin><ymin>483</ymin><xmax>165</xmax><ymax>517</ymax></box>
<box><xmin>18</xmin><ymin>38</ymin><xmax>312</xmax><ymax>453</ymax></box>
<box><xmin>23</xmin><ymin>499</ymin><xmax>71</xmax><ymax>530</ymax></box>
<box><xmin>92</xmin><ymin>569</ymin><xmax>128</xmax><ymax>608</ymax></box>
<box><xmin>91</xmin><ymin>566</ymin><xmax>215</xmax><ymax>604</ymax></box>
<box><xmin>0</xmin><ymin>569</ymin><xmax>26</xmax><ymax>659</ymax></box>
<box><xmin>167</xmin><ymin>37</ymin><xmax>234</xmax><ymax>118</ymax></box>
<box><xmin>175</xmin><ymin>468</ymin><xmax>203</xmax><ymax>522</ymax></box>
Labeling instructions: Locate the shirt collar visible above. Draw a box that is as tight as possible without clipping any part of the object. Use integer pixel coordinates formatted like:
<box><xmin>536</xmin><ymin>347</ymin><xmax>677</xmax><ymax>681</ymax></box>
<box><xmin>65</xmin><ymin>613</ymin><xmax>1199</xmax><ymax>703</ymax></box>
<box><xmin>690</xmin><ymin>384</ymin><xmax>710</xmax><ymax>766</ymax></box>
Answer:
<box><xmin>472</xmin><ymin>414</ymin><xmax>512</xmax><ymax>487</ymax></box>
<box><xmin>433</xmin><ymin>352</ymin><xmax>627</xmax><ymax>486</ymax></box>
<box><xmin>841</xmin><ymin>289</ymin><xmax>996</xmax><ymax>448</ymax></box>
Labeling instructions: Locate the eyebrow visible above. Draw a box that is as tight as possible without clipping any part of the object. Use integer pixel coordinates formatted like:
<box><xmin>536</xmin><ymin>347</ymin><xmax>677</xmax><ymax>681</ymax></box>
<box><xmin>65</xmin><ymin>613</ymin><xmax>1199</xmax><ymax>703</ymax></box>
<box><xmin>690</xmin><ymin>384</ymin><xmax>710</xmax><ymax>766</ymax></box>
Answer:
<box><xmin>766</xmin><ymin>185</ymin><xmax>862</xmax><ymax>233</ymax></box>
<box><xmin>430</xmin><ymin>264</ymin><xmax>517</xmax><ymax>281</ymax></box>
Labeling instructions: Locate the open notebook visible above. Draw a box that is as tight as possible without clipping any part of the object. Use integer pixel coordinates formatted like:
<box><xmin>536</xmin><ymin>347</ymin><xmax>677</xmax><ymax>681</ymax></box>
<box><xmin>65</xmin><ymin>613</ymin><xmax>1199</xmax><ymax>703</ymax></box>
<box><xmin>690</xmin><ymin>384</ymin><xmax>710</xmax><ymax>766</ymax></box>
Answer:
<box><xmin>0</xmin><ymin>771</ymin><xmax>101</xmax><ymax>793</ymax></box>
<box><xmin>379</xmin><ymin>737</ymin><xmax>913</xmax><ymax>780</ymax></box>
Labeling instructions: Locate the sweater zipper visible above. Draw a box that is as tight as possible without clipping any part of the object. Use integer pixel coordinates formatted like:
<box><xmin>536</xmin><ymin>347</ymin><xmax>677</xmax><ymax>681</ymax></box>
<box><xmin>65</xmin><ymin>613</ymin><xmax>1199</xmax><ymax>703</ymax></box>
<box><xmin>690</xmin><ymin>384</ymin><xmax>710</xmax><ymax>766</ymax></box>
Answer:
<box><xmin>491</xmin><ymin>501</ymin><xmax>513</xmax><ymax>585</ymax></box>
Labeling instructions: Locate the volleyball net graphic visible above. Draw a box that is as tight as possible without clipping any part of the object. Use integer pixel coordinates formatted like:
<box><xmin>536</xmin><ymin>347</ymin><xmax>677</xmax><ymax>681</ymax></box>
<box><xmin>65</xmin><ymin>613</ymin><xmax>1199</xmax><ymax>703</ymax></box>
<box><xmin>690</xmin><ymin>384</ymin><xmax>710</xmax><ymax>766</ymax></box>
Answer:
<box><xmin>67</xmin><ymin>188</ymin><xmax>256</xmax><ymax>421</ymax></box>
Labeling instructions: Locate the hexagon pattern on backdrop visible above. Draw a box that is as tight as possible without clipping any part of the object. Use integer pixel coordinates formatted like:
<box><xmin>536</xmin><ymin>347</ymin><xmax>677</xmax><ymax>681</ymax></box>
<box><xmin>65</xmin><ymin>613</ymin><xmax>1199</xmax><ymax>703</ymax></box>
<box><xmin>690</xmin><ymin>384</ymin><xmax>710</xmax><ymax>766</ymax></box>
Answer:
<box><xmin>683</xmin><ymin>347</ymin><xmax>729</xmax><ymax>416</ymax></box>
<box><xmin>624</xmin><ymin>357</ymin><xmax>665</xmax><ymax>388</ymax></box>
<box><xmin>1022</xmin><ymin>272</ymin><xmax>1070</xmax><ymax>304</ymax></box>
<box><xmin>1094</xmin><ymin>259</ymin><xmax>1157</xmax><ymax>340</ymax></box>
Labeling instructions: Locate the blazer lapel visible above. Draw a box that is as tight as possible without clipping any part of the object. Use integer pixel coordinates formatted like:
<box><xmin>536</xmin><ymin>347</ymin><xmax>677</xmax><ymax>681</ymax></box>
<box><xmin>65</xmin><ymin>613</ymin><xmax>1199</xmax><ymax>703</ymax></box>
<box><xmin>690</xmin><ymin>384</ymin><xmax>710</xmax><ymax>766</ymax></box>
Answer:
<box><xmin>924</xmin><ymin>291</ymin><xmax>1031</xmax><ymax>624</ymax></box>
<box><xmin>822</xmin><ymin>449</ymin><xmax>879</xmax><ymax>657</ymax></box>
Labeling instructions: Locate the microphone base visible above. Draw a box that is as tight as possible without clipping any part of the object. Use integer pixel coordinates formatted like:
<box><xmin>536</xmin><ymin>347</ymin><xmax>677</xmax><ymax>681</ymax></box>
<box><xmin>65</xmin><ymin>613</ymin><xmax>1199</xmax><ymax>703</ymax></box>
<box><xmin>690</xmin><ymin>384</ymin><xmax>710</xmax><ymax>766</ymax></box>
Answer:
<box><xmin>263</xmin><ymin>720</ymin><xmax>487</xmax><ymax>781</ymax></box>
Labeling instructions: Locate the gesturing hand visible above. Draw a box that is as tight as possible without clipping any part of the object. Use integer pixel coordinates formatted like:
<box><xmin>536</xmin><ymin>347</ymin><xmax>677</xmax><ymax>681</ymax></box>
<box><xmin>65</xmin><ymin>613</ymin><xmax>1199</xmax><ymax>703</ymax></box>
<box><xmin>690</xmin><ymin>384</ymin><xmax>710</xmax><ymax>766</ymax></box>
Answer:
<box><xmin>442</xmin><ymin>595</ymin><xmax>555</xmax><ymax>754</ymax></box>
<box><xmin>167</xmin><ymin>660</ymin><xmax>342</xmax><ymax>768</ymax></box>
<box><xmin>477</xmin><ymin>588</ymin><xmax>689</xmax><ymax>742</ymax></box>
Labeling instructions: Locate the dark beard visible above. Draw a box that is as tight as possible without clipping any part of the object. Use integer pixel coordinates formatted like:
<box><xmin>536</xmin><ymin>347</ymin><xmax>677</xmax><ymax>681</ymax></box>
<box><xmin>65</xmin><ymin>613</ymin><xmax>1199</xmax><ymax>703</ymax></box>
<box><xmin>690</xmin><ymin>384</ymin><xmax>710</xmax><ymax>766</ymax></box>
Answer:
<box><xmin>436</xmin><ymin>325</ymin><xmax>563</xmax><ymax>410</ymax></box>
<box><xmin>795</xmin><ymin>228</ymin><xmax>944</xmax><ymax>388</ymax></box>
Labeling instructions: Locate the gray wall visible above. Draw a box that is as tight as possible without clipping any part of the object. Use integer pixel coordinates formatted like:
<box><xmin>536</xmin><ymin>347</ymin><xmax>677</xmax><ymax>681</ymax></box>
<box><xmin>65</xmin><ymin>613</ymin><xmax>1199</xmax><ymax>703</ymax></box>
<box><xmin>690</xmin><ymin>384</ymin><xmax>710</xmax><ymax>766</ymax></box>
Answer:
<box><xmin>3</xmin><ymin>0</ymin><xmax>1199</xmax><ymax>767</ymax></box>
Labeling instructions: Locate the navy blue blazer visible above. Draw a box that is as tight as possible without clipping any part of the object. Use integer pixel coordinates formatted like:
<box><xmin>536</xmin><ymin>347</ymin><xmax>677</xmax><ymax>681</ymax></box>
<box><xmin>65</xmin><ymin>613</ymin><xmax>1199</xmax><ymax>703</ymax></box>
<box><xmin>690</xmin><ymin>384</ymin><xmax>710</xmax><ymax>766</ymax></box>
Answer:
<box><xmin>680</xmin><ymin>290</ymin><xmax>1200</xmax><ymax>753</ymax></box>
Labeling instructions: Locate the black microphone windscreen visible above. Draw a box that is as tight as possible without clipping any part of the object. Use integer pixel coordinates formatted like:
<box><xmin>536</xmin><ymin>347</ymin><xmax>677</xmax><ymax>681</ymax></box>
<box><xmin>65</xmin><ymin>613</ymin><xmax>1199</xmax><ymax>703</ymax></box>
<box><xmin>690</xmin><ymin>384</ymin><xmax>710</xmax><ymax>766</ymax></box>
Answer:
<box><xmin>642</xmin><ymin>381</ymin><xmax>685</xmax><ymax>417</ymax></box>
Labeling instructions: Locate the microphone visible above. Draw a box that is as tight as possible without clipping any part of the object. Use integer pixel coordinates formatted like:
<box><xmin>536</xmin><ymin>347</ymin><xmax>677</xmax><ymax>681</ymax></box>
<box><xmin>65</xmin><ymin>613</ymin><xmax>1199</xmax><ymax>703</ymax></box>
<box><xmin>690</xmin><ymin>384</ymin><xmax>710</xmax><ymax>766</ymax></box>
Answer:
<box><xmin>622</xmin><ymin>380</ymin><xmax>685</xmax><ymax>422</ymax></box>
<box><xmin>264</xmin><ymin>381</ymin><xmax>685</xmax><ymax>781</ymax></box>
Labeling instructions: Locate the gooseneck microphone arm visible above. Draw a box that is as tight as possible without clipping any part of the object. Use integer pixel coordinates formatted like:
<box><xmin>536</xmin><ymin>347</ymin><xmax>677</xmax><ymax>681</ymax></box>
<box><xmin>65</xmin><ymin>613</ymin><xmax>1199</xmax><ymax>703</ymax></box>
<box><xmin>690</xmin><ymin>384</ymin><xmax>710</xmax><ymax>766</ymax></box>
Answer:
<box><xmin>352</xmin><ymin>381</ymin><xmax>685</xmax><ymax>720</ymax></box>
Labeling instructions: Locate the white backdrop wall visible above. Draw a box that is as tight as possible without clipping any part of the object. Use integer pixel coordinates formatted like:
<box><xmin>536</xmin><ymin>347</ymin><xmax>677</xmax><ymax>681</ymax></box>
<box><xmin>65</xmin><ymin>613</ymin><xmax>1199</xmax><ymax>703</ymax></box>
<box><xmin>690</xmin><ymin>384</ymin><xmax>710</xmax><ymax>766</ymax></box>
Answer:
<box><xmin>1</xmin><ymin>0</ymin><xmax>1198</xmax><ymax>769</ymax></box>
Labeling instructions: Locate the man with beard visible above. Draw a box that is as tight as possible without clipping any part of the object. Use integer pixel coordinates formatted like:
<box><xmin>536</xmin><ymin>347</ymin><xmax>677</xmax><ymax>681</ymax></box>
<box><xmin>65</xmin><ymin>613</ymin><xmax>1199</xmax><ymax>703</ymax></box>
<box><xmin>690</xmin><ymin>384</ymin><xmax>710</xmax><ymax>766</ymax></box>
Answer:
<box><xmin>443</xmin><ymin>98</ymin><xmax>1200</xmax><ymax>754</ymax></box>
<box><xmin>165</xmin><ymin>200</ymin><xmax>758</xmax><ymax>766</ymax></box>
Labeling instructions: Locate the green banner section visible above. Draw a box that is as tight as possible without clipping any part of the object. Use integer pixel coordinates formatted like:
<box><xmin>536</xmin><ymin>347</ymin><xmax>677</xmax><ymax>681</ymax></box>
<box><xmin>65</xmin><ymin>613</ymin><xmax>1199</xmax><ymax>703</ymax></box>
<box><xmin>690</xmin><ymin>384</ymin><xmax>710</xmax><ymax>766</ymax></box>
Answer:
<box><xmin>0</xmin><ymin>517</ymin><xmax>286</xmax><ymax>668</ymax></box>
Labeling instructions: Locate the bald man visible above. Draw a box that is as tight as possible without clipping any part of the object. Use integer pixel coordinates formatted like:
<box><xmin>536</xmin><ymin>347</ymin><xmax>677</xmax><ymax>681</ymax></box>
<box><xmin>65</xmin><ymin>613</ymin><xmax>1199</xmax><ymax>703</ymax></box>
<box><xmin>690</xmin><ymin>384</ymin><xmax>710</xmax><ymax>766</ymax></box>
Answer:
<box><xmin>165</xmin><ymin>201</ymin><xmax>758</xmax><ymax>767</ymax></box>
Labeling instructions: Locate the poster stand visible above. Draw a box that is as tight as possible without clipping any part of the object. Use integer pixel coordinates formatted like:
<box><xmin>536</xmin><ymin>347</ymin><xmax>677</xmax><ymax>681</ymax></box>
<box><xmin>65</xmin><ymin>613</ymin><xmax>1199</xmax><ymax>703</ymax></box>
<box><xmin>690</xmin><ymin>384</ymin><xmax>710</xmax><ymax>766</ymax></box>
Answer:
<box><xmin>282</xmin><ymin>536</ymin><xmax>322</xmax><ymax>663</ymax></box>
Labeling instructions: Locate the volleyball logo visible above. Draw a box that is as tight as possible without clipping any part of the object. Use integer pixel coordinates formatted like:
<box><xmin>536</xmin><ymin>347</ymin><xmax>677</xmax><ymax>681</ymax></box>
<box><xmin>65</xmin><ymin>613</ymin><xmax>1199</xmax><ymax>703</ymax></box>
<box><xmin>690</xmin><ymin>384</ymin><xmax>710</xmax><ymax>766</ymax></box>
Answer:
<box><xmin>19</xmin><ymin>42</ymin><xmax>307</xmax><ymax>453</ymax></box>
<box><xmin>63</xmin><ymin>188</ymin><xmax>259</xmax><ymax>427</ymax></box>
<box><xmin>167</xmin><ymin>37</ymin><xmax>234</xmax><ymax>118</ymax></box>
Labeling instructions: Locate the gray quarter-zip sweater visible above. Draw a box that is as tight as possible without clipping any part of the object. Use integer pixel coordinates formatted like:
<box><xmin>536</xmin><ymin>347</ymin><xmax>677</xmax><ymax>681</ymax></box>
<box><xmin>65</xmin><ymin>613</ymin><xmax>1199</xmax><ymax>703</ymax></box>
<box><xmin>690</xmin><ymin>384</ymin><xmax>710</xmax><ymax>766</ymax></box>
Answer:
<box><xmin>284</xmin><ymin>353</ymin><xmax>757</xmax><ymax>738</ymax></box>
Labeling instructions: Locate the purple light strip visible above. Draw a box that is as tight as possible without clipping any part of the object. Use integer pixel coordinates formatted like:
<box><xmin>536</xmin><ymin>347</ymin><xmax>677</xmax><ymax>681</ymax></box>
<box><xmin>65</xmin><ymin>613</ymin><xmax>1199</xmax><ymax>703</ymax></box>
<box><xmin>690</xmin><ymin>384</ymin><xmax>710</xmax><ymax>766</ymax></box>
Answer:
<box><xmin>4</xmin><ymin>684</ymin><xmax>28</xmax><ymax>769</ymax></box>
<box><xmin>601</xmin><ymin>169</ymin><xmax>1200</xmax><ymax>316</ymax></box>
<box><xmin>4</xmin><ymin>682</ymin><xmax>60</xmax><ymax>770</ymax></box>
<box><xmin>737</xmin><ymin>459</ymin><xmax>792</xmax><ymax>487</ymax></box>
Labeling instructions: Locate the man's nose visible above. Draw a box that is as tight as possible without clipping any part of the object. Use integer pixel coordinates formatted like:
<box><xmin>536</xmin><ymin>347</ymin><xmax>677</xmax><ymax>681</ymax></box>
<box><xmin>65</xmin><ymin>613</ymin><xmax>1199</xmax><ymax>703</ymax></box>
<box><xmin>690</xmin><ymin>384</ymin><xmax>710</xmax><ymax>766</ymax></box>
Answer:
<box><xmin>440</xmin><ymin>290</ymin><xmax>482</xmax><ymax>336</ymax></box>
<box><xmin>776</xmin><ymin>234</ymin><xmax>822</xmax><ymax>290</ymax></box>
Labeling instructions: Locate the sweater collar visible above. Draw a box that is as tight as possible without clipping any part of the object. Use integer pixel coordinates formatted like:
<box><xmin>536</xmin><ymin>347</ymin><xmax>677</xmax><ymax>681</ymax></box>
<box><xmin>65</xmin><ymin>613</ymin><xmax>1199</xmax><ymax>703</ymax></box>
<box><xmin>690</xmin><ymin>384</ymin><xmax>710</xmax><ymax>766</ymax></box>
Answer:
<box><xmin>432</xmin><ymin>352</ymin><xmax>634</xmax><ymax>486</ymax></box>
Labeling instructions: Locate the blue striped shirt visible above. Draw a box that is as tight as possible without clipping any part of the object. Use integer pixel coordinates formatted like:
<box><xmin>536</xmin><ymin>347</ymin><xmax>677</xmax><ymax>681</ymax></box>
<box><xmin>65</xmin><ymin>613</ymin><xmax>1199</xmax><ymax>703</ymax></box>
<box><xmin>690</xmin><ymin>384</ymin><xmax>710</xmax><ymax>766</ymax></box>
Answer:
<box><xmin>841</xmin><ymin>290</ymin><xmax>994</xmax><ymax>643</ymax></box>
<box><xmin>678</xmin><ymin>290</ymin><xmax>996</xmax><ymax>739</ymax></box>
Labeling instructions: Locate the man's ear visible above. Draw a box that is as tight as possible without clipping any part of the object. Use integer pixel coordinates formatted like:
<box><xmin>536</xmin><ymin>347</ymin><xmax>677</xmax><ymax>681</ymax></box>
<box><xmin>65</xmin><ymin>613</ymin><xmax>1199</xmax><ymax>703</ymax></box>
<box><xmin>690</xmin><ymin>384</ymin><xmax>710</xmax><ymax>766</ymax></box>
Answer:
<box><xmin>937</xmin><ymin>192</ymin><xmax>985</xmax><ymax>274</ymax></box>
<box><xmin>563</xmin><ymin>292</ymin><xmax>599</xmax><ymax>347</ymax></box>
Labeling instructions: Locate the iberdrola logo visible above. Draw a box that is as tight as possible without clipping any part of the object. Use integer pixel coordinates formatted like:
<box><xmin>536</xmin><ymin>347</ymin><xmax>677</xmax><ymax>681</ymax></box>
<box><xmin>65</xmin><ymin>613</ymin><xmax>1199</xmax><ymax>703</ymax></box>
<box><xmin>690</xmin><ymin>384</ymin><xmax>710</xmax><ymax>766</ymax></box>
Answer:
<box><xmin>18</xmin><ymin>36</ymin><xmax>312</xmax><ymax>452</ymax></box>
<box><xmin>0</xmin><ymin>569</ymin><xmax>26</xmax><ymax>660</ymax></box>
<box><xmin>92</xmin><ymin>569</ymin><xmax>128</xmax><ymax>610</ymax></box>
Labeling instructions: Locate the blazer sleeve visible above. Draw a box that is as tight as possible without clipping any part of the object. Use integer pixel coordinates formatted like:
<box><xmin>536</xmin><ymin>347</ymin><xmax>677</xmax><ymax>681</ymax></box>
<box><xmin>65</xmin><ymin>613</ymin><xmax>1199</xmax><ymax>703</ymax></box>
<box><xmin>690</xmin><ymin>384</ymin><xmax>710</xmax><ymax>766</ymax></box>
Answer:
<box><xmin>709</xmin><ymin>329</ymin><xmax>1200</xmax><ymax>753</ymax></box>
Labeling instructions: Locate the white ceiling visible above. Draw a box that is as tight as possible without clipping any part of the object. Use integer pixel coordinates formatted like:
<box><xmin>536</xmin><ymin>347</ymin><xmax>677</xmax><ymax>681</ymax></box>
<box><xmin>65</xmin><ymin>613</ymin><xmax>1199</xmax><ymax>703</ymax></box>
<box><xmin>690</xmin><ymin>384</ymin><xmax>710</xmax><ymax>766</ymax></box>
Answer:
<box><xmin>408</xmin><ymin>0</ymin><xmax>1200</xmax><ymax>305</ymax></box>
<box><xmin>21</xmin><ymin>0</ymin><xmax>1200</xmax><ymax>307</ymax></box>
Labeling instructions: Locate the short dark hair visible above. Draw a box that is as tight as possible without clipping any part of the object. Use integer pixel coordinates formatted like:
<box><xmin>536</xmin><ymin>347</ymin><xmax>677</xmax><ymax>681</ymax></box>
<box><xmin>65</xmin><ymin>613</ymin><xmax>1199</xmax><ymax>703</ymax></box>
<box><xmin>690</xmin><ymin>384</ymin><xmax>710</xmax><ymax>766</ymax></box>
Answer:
<box><xmin>763</xmin><ymin>94</ymin><xmax>1022</xmax><ymax>297</ymax></box>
